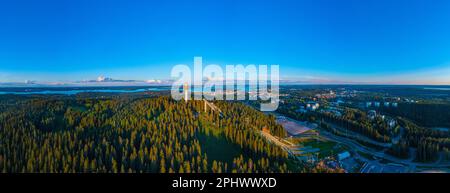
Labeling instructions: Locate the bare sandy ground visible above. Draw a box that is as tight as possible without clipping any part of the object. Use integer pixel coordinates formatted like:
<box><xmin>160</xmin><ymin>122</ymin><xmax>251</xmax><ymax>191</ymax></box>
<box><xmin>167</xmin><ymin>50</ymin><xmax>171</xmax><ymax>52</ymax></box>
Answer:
<box><xmin>277</xmin><ymin>116</ymin><xmax>316</xmax><ymax>135</ymax></box>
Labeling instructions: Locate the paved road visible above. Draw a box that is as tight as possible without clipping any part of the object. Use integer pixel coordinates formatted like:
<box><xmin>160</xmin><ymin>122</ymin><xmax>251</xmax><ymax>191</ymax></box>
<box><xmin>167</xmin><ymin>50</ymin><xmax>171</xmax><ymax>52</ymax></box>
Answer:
<box><xmin>268</xmin><ymin>111</ymin><xmax>450</xmax><ymax>168</ymax></box>
<box><xmin>244</xmin><ymin>102</ymin><xmax>450</xmax><ymax>170</ymax></box>
<box><xmin>324</xmin><ymin>122</ymin><xmax>391</xmax><ymax>148</ymax></box>
<box><xmin>317</xmin><ymin>128</ymin><xmax>450</xmax><ymax>168</ymax></box>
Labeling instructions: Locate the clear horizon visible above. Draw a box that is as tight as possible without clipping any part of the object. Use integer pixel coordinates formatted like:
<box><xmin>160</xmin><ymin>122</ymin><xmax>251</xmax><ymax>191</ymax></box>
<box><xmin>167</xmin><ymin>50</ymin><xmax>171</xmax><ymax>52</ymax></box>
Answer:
<box><xmin>1</xmin><ymin>0</ymin><xmax>450</xmax><ymax>85</ymax></box>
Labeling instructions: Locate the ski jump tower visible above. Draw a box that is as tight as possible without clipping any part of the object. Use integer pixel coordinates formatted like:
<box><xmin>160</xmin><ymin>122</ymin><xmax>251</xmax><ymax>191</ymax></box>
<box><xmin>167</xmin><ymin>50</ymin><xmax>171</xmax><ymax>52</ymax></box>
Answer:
<box><xmin>183</xmin><ymin>82</ymin><xmax>222</xmax><ymax>116</ymax></box>
<box><xmin>183</xmin><ymin>82</ymin><xmax>189</xmax><ymax>101</ymax></box>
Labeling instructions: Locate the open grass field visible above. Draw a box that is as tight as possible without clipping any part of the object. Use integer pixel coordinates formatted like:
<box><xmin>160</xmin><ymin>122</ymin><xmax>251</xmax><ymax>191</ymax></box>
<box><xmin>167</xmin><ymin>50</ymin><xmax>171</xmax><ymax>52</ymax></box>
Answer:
<box><xmin>292</xmin><ymin>137</ymin><xmax>350</xmax><ymax>159</ymax></box>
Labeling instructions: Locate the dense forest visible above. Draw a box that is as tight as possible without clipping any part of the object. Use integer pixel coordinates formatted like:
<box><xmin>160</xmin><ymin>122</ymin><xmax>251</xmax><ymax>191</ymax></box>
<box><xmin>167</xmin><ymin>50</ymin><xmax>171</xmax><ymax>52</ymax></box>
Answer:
<box><xmin>316</xmin><ymin>109</ymin><xmax>391</xmax><ymax>143</ymax></box>
<box><xmin>379</xmin><ymin>103</ymin><xmax>450</xmax><ymax>128</ymax></box>
<box><xmin>0</xmin><ymin>95</ymin><xmax>313</xmax><ymax>173</ymax></box>
<box><xmin>397</xmin><ymin>118</ymin><xmax>450</xmax><ymax>162</ymax></box>
<box><xmin>276</xmin><ymin>104</ymin><xmax>391</xmax><ymax>143</ymax></box>
<box><xmin>274</xmin><ymin>96</ymin><xmax>450</xmax><ymax>163</ymax></box>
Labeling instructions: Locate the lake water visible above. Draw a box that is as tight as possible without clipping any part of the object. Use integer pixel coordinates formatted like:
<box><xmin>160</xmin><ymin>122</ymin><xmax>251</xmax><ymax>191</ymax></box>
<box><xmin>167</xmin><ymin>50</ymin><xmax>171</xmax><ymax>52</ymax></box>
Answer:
<box><xmin>423</xmin><ymin>87</ymin><xmax>450</xmax><ymax>91</ymax></box>
<box><xmin>0</xmin><ymin>85</ymin><xmax>255</xmax><ymax>95</ymax></box>
<box><xmin>432</xmin><ymin>127</ymin><xmax>450</xmax><ymax>132</ymax></box>
<box><xmin>0</xmin><ymin>87</ymin><xmax>169</xmax><ymax>95</ymax></box>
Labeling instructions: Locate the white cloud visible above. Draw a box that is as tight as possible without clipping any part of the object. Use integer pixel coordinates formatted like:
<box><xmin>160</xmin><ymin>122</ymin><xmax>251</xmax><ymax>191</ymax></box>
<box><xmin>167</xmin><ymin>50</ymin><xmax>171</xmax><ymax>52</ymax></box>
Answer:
<box><xmin>146</xmin><ymin>79</ymin><xmax>162</xmax><ymax>84</ymax></box>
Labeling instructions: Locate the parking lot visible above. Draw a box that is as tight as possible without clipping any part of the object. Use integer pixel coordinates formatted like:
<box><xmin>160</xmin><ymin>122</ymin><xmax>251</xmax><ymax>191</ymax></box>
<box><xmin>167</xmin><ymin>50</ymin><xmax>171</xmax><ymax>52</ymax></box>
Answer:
<box><xmin>360</xmin><ymin>161</ymin><xmax>409</xmax><ymax>173</ymax></box>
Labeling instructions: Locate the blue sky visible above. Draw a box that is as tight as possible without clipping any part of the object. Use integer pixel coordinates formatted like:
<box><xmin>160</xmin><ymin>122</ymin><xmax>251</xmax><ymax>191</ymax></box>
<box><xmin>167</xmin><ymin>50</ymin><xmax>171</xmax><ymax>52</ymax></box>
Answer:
<box><xmin>1</xmin><ymin>0</ymin><xmax>450</xmax><ymax>84</ymax></box>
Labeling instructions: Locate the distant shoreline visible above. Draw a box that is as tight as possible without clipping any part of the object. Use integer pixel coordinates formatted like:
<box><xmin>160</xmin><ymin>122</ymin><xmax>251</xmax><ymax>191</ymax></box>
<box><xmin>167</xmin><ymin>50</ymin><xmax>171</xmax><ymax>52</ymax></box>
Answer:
<box><xmin>0</xmin><ymin>84</ymin><xmax>448</xmax><ymax>95</ymax></box>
